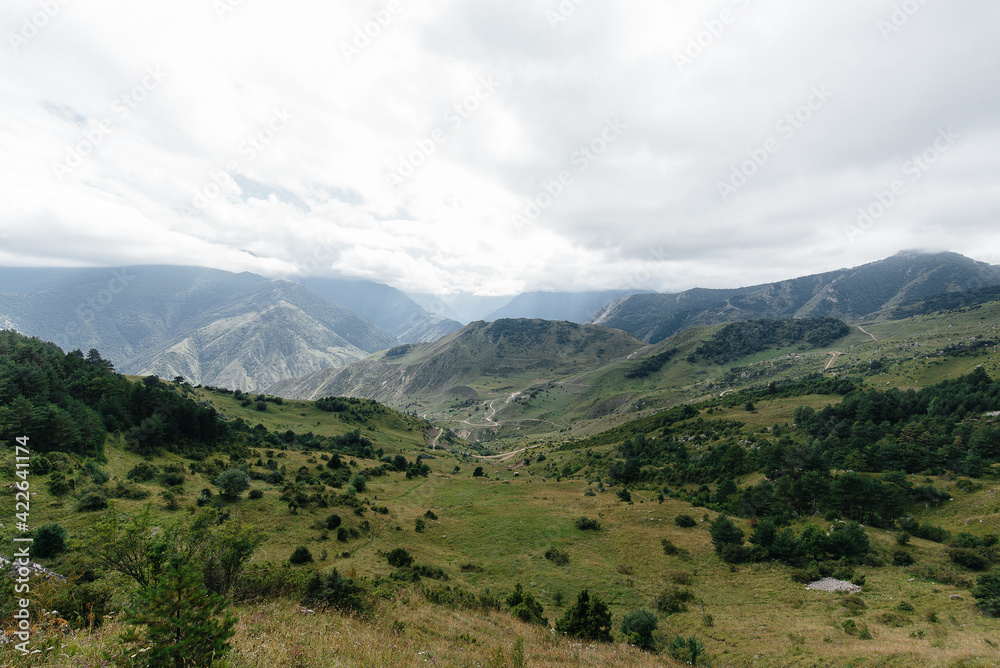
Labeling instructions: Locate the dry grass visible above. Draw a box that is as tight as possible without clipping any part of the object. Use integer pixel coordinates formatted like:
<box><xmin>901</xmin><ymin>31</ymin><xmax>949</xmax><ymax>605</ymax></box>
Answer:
<box><xmin>4</xmin><ymin>595</ymin><xmax>682</xmax><ymax>667</ymax></box>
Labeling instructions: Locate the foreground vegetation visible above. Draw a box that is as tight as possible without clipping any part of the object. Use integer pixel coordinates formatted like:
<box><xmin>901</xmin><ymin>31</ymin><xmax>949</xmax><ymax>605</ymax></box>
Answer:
<box><xmin>2</xmin><ymin>301</ymin><xmax>1000</xmax><ymax>666</ymax></box>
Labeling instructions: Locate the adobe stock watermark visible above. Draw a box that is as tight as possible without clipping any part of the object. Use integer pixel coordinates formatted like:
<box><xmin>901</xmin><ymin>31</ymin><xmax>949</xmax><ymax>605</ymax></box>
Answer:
<box><xmin>674</xmin><ymin>0</ymin><xmax>753</xmax><ymax>75</ymax></box>
<box><xmin>7</xmin><ymin>0</ymin><xmax>73</xmax><ymax>52</ymax></box>
<box><xmin>546</xmin><ymin>0</ymin><xmax>589</xmax><ymax>29</ymax></box>
<box><xmin>384</xmin><ymin>75</ymin><xmax>500</xmax><ymax>186</ymax></box>
<box><xmin>845</xmin><ymin>127</ymin><xmax>959</xmax><ymax>243</ymax></box>
<box><xmin>182</xmin><ymin>107</ymin><xmax>294</xmax><ymax>218</ymax></box>
<box><xmin>717</xmin><ymin>84</ymin><xmax>833</xmax><ymax>202</ymax></box>
<box><xmin>51</xmin><ymin>65</ymin><xmax>168</xmax><ymax>181</ymax></box>
<box><xmin>341</xmin><ymin>0</ymin><xmax>406</xmax><ymax>63</ymax></box>
<box><xmin>878</xmin><ymin>0</ymin><xmax>931</xmax><ymax>39</ymax></box>
<box><xmin>511</xmin><ymin>117</ymin><xmax>627</xmax><ymax>232</ymax></box>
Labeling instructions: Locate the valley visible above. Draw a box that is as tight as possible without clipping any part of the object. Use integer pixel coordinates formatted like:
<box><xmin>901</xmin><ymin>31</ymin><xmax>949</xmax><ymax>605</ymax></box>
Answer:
<box><xmin>3</xmin><ymin>253</ymin><xmax>1000</xmax><ymax>667</ymax></box>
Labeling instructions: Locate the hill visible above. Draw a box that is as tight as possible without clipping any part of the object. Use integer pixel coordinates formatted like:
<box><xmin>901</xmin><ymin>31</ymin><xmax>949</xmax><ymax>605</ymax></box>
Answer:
<box><xmin>6</xmin><ymin>327</ymin><xmax>1000</xmax><ymax>667</ymax></box>
<box><xmin>0</xmin><ymin>266</ymin><xmax>398</xmax><ymax>391</ymax></box>
<box><xmin>590</xmin><ymin>251</ymin><xmax>1000</xmax><ymax>343</ymax></box>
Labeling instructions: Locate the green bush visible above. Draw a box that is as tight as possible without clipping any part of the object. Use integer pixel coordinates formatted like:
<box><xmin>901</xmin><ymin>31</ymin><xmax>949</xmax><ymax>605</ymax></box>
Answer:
<box><xmin>125</xmin><ymin>462</ymin><xmax>157</xmax><ymax>482</ymax></box>
<box><xmin>544</xmin><ymin>547</ymin><xmax>569</xmax><ymax>566</ymax></box>
<box><xmin>248</xmin><ymin>489</ymin><xmax>263</xmax><ymax>499</ymax></box>
<box><xmin>387</xmin><ymin>547</ymin><xmax>414</xmax><ymax>568</ymax></box>
<box><xmin>215</xmin><ymin>469</ymin><xmax>251</xmax><ymax>500</ymax></box>
<box><xmin>620</xmin><ymin>609</ymin><xmax>658</xmax><ymax>651</ymax></box>
<box><xmin>661</xmin><ymin>538</ymin><xmax>679</xmax><ymax>555</ymax></box>
<box><xmin>667</xmin><ymin>635</ymin><xmax>705</xmax><ymax>665</ymax></box>
<box><xmin>302</xmin><ymin>569</ymin><xmax>371</xmax><ymax>617</ymax></box>
<box><xmin>325</xmin><ymin>514</ymin><xmax>342</xmax><ymax>530</ymax></box>
<box><xmin>554</xmin><ymin>590</ymin><xmax>612</xmax><ymax>642</ymax></box>
<box><xmin>506</xmin><ymin>583</ymin><xmax>547</xmax><ymax>626</ymax></box>
<box><xmin>77</xmin><ymin>493</ymin><xmax>108</xmax><ymax>512</ymax></box>
<box><xmin>33</xmin><ymin>523</ymin><xmax>68</xmax><ymax>558</ymax></box>
<box><xmin>892</xmin><ymin>550</ymin><xmax>915</xmax><ymax>567</ymax></box>
<box><xmin>575</xmin><ymin>517</ymin><xmax>601</xmax><ymax>531</ymax></box>
<box><xmin>656</xmin><ymin>586</ymin><xmax>695</xmax><ymax>614</ymax></box>
<box><xmin>675</xmin><ymin>514</ymin><xmax>697</xmax><ymax>528</ymax></box>
<box><xmin>971</xmin><ymin>569</ymin><xmax>1000</xmax><ymax>617</ymax></box>
<box><xmin>289</xmin><ymin>546</ymin><xmax>314</xmax><ymax>565</ymax></box>
<box><xmin>948</xmin><ymin>548</ymin><xmax>989</xmax><ymax>571</ymax></box>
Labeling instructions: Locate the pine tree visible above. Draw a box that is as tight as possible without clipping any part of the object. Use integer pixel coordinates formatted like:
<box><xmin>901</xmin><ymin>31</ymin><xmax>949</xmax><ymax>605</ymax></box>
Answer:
<box><xmin>128</xmin><ymin>555</ymin><xmax>236</xmax><ymax>667</ymax></box>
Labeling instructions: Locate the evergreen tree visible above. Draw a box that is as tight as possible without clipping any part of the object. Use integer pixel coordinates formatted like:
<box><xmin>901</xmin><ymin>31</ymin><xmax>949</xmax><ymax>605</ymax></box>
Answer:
<box><xmin>127</xmin><ymin>555</ymin><xmax>236</xmax><ymax>667</ymax></box>
<box><xmin>555</xmin><ymin>589</ymin><xmax>612</xmax><ymax>642</ymax></box>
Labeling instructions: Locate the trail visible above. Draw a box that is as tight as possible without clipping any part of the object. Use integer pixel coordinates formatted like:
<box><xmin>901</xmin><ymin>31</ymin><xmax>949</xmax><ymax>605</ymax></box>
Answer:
<box><xmin>824</xmin><ymin>351</ymin><xmax>843</xmax><ymax>370</ymax></box>
<box><xmin>472</xmin><ymin>444</ymin><xmax>542</xmax><ymax>461</ymax></box>
<box><xmin>858</xmin><ymin>325</ymin><xmax>878</xmax><ymax>342</ymax></box>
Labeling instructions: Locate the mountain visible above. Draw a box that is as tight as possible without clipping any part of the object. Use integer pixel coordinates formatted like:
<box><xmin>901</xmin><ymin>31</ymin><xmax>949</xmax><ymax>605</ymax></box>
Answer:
<box><xmin>590</xmin><ymin>251</ymin><xmax>1000</xmax><ymax>343</ymax></box>
<box><xmin>406</xmin><ymin>292</ymin><xmax>514</xmax><ymax>324</ymax></box>
<box><xmin>0</xmin><ymin>265</ymin><xmax>397</xmax><ymax>391</ymax></box>
<box><xmin>267</xmin><ymin>318</ymin><xmax>645</xmax><ymax>405</ymax></box>
<box><xmin>298</xmin><ymin>277</ymin><xmax>463</xmax><ymax>343</ymax></box>
<box><xmin>483</xmin><ymin>290</ymin><xmax>639</xmax><ymax>323</ymax></box>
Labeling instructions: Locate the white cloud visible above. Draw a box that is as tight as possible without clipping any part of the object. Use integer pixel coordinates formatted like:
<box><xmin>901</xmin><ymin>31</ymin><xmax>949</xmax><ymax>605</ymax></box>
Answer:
<box><xmin>1</xmin><ymin>0</ymin><xmax>998</xmax><ymax>296</ymax></box>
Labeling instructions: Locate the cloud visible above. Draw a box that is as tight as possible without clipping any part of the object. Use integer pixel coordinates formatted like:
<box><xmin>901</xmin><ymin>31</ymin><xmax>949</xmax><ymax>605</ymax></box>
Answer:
<box><xmin>1</xmin><ymin>0</ymin><xmax>998</xmax><ymax>295</ymax></box>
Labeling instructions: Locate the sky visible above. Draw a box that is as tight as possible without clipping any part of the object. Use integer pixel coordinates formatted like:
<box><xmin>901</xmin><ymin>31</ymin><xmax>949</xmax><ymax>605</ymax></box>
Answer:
<box><xmin>2</xmin><ymin>0</ymin><xmax>999</xmax><ymax>298</ymax></box>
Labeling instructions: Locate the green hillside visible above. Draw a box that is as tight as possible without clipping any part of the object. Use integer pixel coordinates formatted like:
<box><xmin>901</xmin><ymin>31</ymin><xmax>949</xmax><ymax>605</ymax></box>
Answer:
<box><xmin>4</xmin><ymin>304</ymin><xmax>1000</xmax><ymax>667</ymax></box>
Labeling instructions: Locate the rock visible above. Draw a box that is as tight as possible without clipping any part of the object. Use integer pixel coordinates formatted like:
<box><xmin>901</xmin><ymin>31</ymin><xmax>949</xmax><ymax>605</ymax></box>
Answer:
<box><xmin>950</xmin><ymin>595</ymin><xmax>962</xmax><ymax>600</ymax></box>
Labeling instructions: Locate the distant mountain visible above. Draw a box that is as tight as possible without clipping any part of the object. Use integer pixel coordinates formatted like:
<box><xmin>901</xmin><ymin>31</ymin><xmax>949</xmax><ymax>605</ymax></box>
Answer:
<box><xmin>267</xmin><ymin>318</ymin><xmax>644</xmax><ymax>404</ymax></box>
<box><xmin>484</xmin><ymin>290</ymin><xmax>639</xmax><ymax>323</ymax></box>
<box><xmin>406</xmin><ymin>292</ymin><xmax>514</xmax><ymax>324</ymax></box>
<box><xmin>0</xmin><ymin>265</ymin><xmax>397</xmax><ymax>391</ymax></box>
<box><xmin>590</xmin><ymin>251</ymin><xmax>1000</xmax><ymax>343</ymax></box>
<box><xmin>298</xmin><ymin>277</ymin><xmax>462</xmax><ymax>343</ymax></box>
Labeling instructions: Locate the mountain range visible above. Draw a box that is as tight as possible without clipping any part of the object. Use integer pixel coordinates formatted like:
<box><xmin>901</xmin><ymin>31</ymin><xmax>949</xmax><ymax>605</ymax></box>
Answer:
<box><xmin>2</xmin><ymin>251</ymin><xmax>999</xmax><ymax>396</ymax></box>
<box><xmin>589</xmin><ymin>250</ymin><xmax>1000</xmax><ymax>342</ymax></box>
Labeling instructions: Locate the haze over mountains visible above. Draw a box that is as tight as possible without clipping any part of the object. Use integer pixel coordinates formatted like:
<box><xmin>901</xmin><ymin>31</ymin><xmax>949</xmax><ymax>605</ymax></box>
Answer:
<box><xmin>2</xmin><ymin>251</ymin><xmax>999</xmax><ymax>395</ymax></box>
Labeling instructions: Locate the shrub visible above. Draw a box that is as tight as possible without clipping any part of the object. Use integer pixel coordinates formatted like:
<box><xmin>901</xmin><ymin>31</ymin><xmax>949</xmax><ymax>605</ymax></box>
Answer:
<box><xmin>892</xmin><ymin>550</ymin><xmax>915</xmax><ymax>566</ymax></box>
<box><xmin>415</xmin><ymin>518</ymin><xmax>426</xmax><ymax>533</ymax></box>
<box><xmin>948</xmin><ymin>548</ymin><xmax>989</xmax><ymax>571</ymax></box>
<box><xmin>303</xmin><ymin>569</ymin><xmax>371</xmax><ymax>617</ymax></box>
<box><xmin>325</xmin><ymin>514</ymin><xmax>342</xmax><ymax>530</ymax></box>
<box><xmin>971</xmin><ymin>569</ymin><xmax>1000</xmax><ymax>617</ymax></box>
<box><xmin>289</xmin><ymin>546</ymin><xmax>314</xmax><ymax>565</ymax></box>
<box><xmin>896</xmin><ymin>600</ymin><xmax>915</xmax><ymax>612</ymax></box>
<box><xmin>675</xmin><ymin>514</ymin><xmax>697</xmax><ymax>528</ymax></box>
<box><xmin>255</xmin><ymin>401</ymin><xmax>267</xmax><ymax>411</ymax></box>
<box><xmin>77</xmin><ymin>493</ymin><xmax>108</xmax><ymax>512</ymax></box>
<box><xmin>656</xmin><ymin>586</ymin><xmax>695</xmax><ymax>614</ymax></box>
<box><xmin>544</xmin><ymin>547</ymin><xmax>569</xmax><ymax>566</ymax></box>
<box><xmin>709</xmin><ymin>515</ymin><xmax>744</xmax><ymax>555</ymax></box>
<box><xmin>667</xmin><ymin>635</ymin><xmax>705</xmax><ymax>665</ymax></box>
<box><xmin>126</xmin><ymin>462</ymin><xmax>157</xmax><ymax>482</ymax></box>
<box><xmin>661</xmin><ymin>538</ymin><xmax>679</xmax><ymax>555</ymax></box>
<box><xmin>616</xmin><ymin>488</ymin><xmax>632</xmax><ymax>503</ymax></box>
<box><xmin>33</xmin><ymin>523</ymin><xmax>68</xmax><ymax>558</ymax></box>
<box><xmin>351</xmin><ymin>474</ymin><xmax>366</xmax><ymax>493</ymax></box>
<box><xmin>424</xmin><ymin>510</ymin><xmax>438</xmax><ymax>520</ymax></box>
<box><xmin>248</xmin><ymin>489</ymin><xmax>263</xmax><ymax>499</ymax></box>
<box><xmin>620</xmin><ymin>609</ymin><xmax>658</xmax><ymax>651</ymax></box>
<box><xmin>554</xmin><ymin>590</ymin><xmax>612</xmax><ymax>642</ymax></box>
<box><xmin>506</xmin><ymin>584</ymin><xmax>547</xmax><ymax>626</ymax></box>
<box><xmin>575</xmin><ymin>517</ymin><xmax>601</xmax><ymax>531</ymax></box>
<box><xmin>215</xmin><ymin>469</ymin><xmax>250</xmax><ymax>500</ymax></box>
<box><xmin>473</xmin><ymin>466</ymin><xmax>484</xmax><ymax>477</ymax></box>
<box><xmin>387</xmin><ymin>547</ymin><xmax>413</xmax><ymax>568</ymax></box>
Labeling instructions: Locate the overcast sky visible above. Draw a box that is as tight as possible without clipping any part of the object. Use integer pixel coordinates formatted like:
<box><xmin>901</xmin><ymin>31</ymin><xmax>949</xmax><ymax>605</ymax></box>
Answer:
<box><xmin>2</xmin><ymin>1</ymin><xmax>998</xmax><ymax>297</ymax></box>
